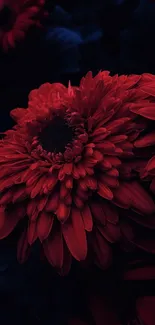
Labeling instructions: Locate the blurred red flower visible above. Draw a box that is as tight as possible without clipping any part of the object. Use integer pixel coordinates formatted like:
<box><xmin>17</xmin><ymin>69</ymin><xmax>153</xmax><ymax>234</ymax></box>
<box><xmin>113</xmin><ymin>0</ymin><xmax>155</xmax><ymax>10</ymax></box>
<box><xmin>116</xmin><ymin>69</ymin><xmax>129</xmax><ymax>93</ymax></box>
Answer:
<box><xmin>130</xmin><ymin>73</ymin><xmax>155</xmax><ymax>195</ymax></box>
<box><xmin>0</xmin><ymin>71</ymin><xmax>155</xmax><ymax>274</ymax></box>
<box><xmin>0</xmin><ymin>0</ymin><xmax>46</xmax><ymax>51</ymax></box>
<box><xmin>135</xmin><ymin>296</ymin><xmax>155</xmax><ymax>325</ymax></box>
<box><xmin>68</xmin><ymin>294</ymin><xmax>121</xmax><ymax>325</ymax></box>
<box><xmin>71</xmin><ymin>295</ymin><xmax>155</xmax><ymax>325</ymax></box>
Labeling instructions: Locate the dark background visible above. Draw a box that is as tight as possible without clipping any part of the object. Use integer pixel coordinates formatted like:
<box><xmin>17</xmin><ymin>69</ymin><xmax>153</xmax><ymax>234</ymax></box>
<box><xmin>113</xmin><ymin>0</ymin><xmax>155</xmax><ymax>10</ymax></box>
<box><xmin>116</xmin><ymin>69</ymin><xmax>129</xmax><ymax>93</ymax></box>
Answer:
<box><xmin>0</xmin><ymin>0</ymin><xmax>155</xmax><ymax>324</ymax></box>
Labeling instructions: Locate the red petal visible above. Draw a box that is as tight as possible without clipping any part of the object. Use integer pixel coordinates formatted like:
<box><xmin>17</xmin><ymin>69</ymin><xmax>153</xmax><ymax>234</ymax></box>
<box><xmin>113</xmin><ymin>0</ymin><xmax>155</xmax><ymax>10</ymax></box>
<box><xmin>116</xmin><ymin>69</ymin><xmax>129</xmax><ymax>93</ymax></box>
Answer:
<box><xmin>12</xmin><ymin>187</ymin><xmax>27</xmax><ymax>203</ymax></box>
<box><xmin>133</xmin><ymin>238</ymin><xmax>155</xmax><ymax>254</ymax></box>
<box><xmin>82</xmin><ymin>205</ymin><xmax>93</xmax><ymax>231</ymax></box>
<box><xmin>92</xmin><ymin>230</ymin><xmax>112</xmax><ymax>269</ymax></box>
<box><xmin>128</xmin><ymin>212</ymin><xmax>155</xmax><ymax>229</ymax></box>
<box><xmin>100</xmin><ymin>175</ymin><xmax>119</xmax><ymax>188</ymax></box>
<box><xmin>37</xmin><ymin>212</ymin><xmax>54</xmax><ymax>242</ymax></box>
<box><xmin>134</xmin><ymin>132</ymin><xmax>155</xmax><ymax>148</ymax></box>
<box><xmin>31</xmin><ymin>176</ymin><xmax>46</xmax><ymax>198</ymax></box>
<box><xmin>120</xmin><ymin>221</ymin><xmax>135</xmax><ymax>243</ymax></box>
<box><xmin>43</xmin><ymin>229</ymin><xmax>64</xmax><ymax>269</ymax></box>
<box><xmin>136</xmin><ymin>296</ymin><xmax>155</xmax><ymax>325</ymax></box>
<box><xmin>27</xmin><ymin>198</ymin><xmax>38</xmax><ymax>217</ymax></box>
<box><xmin>17</xmin><ymin>229</ymin><xmax>30</xmax><ymax>264</ymax></box>
<box><xmin>27</xmin><ymin>221</ymin><xmax>37</xmax><ymax>245</ymax></box>
<box><xmin>60</xmin><ymin>183</ymin><xmax>69</xmax><ymax>199</ymax></box>
<box><xmin>102</xmin><ymin>202</ymin><xmax>119</xmax><ymax>224</ymax></box>
<box><xmin>95</xmin><ymin>142</ymin><xmax>115</xmax><ymax>152</ymax></box>
<box><xmin>124</xmin><ymin>266</ymin><xmax>155</xmax><ymax>280</ymax></box>
<box><xmin>85</xmin><ymin>176</ymin><xmax>97</xmax><ymax>190</ymax></box>
<box><xmin>106</xmin><ymin>168</ymin><xmax>119</xmax><ymax>177</ymax></box>
<box><xmin>106</xmin><ymin>117</ymin><xmax>130</xmax><ymax>133</ymax></box>
<box><xmin>91</xmin><ymin>127</ymin><xmax>107</xmax><ymax>137</ymax></box>
<box><xmin>0</xmin><ymin>207</ymin><xmax>5</xmax><ymax>229</ymax></box>
<box><xmin>58</xmin><ymin>243</ymin><xmax>72</xmax><ymax>276</ymax></box>
<box><xmin>0</xmin><ymin>191</ymin><xmax>13</xmax><ymax>205</ymax></box>
<box><xmin>63</xmin><ymin>163</ymin><xmax>73</xmax><ymax>175</ymax></box>
<box><xmin>76</xmin><ymin>164</ymin><xmax>86</xmax><ymax>178</ymax></box>
<box><xmin>141</xmin><ymin>86</ymin><xmax>155</xmax><ymax>96</ymax></box>
<box><xmin>98</xmin><ymin>223</ymin><xmax>120</xmax><ymax>243</ymax></box>
<box><xmin>93</xmin><ymin>150</ymin><xmax>103</xmax><ymax>162</ymax></box>
<box><xmin>134</xmin><ymin>104</ymin><xmax>155</xmax><ymax>120</ymax></box>
<box><xmin>74</xmin><ymin>196</ymin><xmax>84</xmax><ymax>209</ymax></box>
<box><xmin>113</xmin><ymin>182</ymin><xmax>155</xmax><ymax>214</ymax></box>
<box><xmin>90</xmin><ymin>202</ymin><xmax>106</xmax><ymax>226</ymax></box>
<box><xmin>43</xmin><ymin>175</ymin><xmax>57</xmax><ymax>193</ymax></box>
<box><xmin>150</xmin><ymin>178</ymin><xmax>155</xmax><ymax>193</ymax></box>
<box><xmin>56</xmin><ymin>202</ymin><xmax>70</xmax><ymax>222</ymax></box>
<box><xmin>10</xmin><ymin>108</ymin><xmax>26</xmax><ymax>122</ymax></box>
<box><xmin>104</xmin><ymin>156</ymin><xmax>121</xmax><ymax>167</ymax></box>
<box><xmin>0</xmin><ymin>208</ymin><xmax>22</xmax><ymax>239</ymax></box>
<box><xmin>109</xmin><ymin>135</ymin><xmax>127</xmax><ymax>143</ymax></box>
<box><xmin>37</xmin><ymin>196</ymin><xmax>48</xmax><ymax>212</ymax></box>
<box><xmin>46</xmin><ymin>192</ymin><xmax>59</xmax><ymax>212</ymax></box>
<box><xmin>146</xmin><ymin>156</ymin><xmax>155</xmax><ymax>172</ymax></box>
<box><xmin>72</xmin><ymin>165</ymin><xmax>81</xmax><ymax>179</ymax></box>
<box><xmin>89</xmin><ymin>295</ymin><xmax>121</xmax><ymax>325</ymax></box>
<box><xmin>130</xmin><ymin>182</ymin><xmax>155</xmax><ymax>214</ymax></box>
<box><xmin>113</xmin><ymin>185</ymin><xmax>130</xmax><ymax>209</ymax></box>
<box><xmin>62</xmin><ymin>208</ymin><xmax>87</xmax><ymax>261</ymax></box>
<box><xmin>65</xmin><ymin>177</ymin><xmax>73</xmax><ymax>189</ymax></box>
<box><xmin>98</xmin><ymin>182</ymin><xmax>113</xmax><ymax>200</ymax></box>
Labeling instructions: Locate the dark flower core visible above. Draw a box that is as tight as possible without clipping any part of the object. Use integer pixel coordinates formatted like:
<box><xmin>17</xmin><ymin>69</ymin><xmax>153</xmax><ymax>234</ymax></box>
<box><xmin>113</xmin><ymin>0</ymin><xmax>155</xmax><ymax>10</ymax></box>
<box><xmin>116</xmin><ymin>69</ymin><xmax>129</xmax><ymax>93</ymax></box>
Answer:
<box><xmin>39</xmin><ymin>116</ymin><xmax>74</xmax><ymax>153</ymax></box>
<box><xmin>0</xmin><ymin>6</ymin><xmax>13</xmax><ymax>30</ymax></box>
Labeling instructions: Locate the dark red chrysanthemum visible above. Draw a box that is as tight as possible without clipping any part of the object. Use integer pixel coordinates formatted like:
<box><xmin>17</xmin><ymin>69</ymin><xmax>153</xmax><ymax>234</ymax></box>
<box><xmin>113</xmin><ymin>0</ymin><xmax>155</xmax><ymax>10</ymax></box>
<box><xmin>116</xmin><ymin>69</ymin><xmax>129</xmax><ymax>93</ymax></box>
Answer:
<box><xmin>0</xmin><ymin>0</ymin><xmax>46</xmax><ymax>51</ymax></box>
<box><xmin>0</xmin><ymin>71</ymin><xmax>155</xmax><ymax>273</ymax></box>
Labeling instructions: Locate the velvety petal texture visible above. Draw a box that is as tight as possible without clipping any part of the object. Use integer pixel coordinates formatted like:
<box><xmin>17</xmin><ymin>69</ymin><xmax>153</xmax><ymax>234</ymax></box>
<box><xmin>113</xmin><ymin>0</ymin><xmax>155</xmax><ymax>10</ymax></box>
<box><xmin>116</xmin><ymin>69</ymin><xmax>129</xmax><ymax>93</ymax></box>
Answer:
<box><xmin>0</xmin><ymin>71</ymin><xmax>155</xmax><ymax>273</ymax></box>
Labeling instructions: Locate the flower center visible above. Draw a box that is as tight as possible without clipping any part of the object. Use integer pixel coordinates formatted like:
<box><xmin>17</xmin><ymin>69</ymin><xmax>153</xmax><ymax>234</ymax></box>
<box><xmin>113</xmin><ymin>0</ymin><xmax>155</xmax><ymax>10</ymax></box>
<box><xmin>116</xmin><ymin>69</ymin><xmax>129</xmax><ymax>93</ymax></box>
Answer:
<box><xmin>39</xmin><ymin>116</ymin><xmax>74</xmax><ymax>153</ymax></box>
<box><xmin>0</xmin><ymin>5</ymin><xmax>13</xmax><ymax>31</ymax></box>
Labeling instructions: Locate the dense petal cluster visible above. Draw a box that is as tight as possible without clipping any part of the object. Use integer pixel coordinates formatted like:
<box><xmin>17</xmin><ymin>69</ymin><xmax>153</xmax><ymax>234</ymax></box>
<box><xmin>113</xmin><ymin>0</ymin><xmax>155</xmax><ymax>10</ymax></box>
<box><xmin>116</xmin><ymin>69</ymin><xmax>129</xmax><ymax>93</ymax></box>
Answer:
<box><xmin>0</xmin><ymin>71</ymin><xmax>155</xmax><ymax>273</ymax></box>
<box><xmin>0</xmin><ymin>0</ymin><xmax>47</xmax><ymax>51</ymax></box>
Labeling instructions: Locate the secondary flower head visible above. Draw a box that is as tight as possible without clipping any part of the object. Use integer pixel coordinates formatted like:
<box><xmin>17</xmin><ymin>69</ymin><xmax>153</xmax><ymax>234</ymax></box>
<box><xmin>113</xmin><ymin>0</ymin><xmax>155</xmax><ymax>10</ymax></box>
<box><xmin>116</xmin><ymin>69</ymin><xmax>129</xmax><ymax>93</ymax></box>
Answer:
<box><xmin>0</xmin><ymin>71</ymin><xmax>155</xmax><ymax>274</ymax></box>
<box><xmin>0</xmin><ymin>0</ymin><xmax>47</xmax><ymax>51</ymax></box>
<box><xmin>129</xmin><ymin>74</ymin><xmax>155</xmax><ymax>197</ymax></box>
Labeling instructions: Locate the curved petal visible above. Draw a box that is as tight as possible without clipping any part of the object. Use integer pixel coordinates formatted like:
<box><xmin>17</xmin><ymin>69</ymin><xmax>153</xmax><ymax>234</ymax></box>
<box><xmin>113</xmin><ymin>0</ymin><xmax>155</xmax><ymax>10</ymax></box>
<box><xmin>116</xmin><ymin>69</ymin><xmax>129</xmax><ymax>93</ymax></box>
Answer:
<box><xmin>37</xmin><ymin>212</ymin><xmax>54</xmax><ymax>242</ymax></box>
<box><xmin>136</xmin><ymin>297</ymin><xmax>155</xmax><ymax>325</ymax></box>
<box><xmin>124</xmin><ymin>265</ymin><xmax>155</xmax><ymax>280</ymax></box>
<box><xmin>0</xmin><ymin>207</ymin><xmax>24</xmax><ymax>239</ymax></box>
<box><xmin>17</xmin><ymin>229</ymin><xmax>30</xmax><ymax>263</ymax></box>
<box><xmin>43</xmin><ymin>227</ymin><xmax>64</xmax><ymax>269</ymax></box>
<box><xmin>62</xmin><ymin>208</ymin><xmax>87</xmax><ymax>261</ymax></box>
<box><xmin>92</xmin><ymin>229</ymin><xmax>112</xmax><ymax>269</ymax></box>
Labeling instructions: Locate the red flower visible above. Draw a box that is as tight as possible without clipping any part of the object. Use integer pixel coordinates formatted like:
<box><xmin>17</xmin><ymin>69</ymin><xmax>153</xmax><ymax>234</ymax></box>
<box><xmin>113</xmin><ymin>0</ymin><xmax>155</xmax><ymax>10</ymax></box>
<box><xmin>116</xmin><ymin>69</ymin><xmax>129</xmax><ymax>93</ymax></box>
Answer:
<box><xmin>68</xmin><ymin>291</ymin><xmax>121</xmax><ymax>325</ymax></box>
<box><xmin>0</xmin><ymin>71</ymin><xmax>155</xmax><ymax>274</ymax></box>
<box><xmin>0</xmin><ymin>0</ymin><xmax>46</xmax><ymax>51</ymax></box>
<box><xmin>135</xmin><ymin>297</ymin><xmax>155</xmax><ymax>325</ymax></box>
<box><xmin>68</xmin><ymin>296</ymin><xmax>121</xmax><ymax>325</ymax></box>
<box><xmin>67</xmin><ymin>264</ymin><xmax>155</xmax><ymax>325</ymax></box>
<box><xmin>129</xmin><ymin>73</ymin><xmax>155</xmax><ymax>195</ymax></box>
